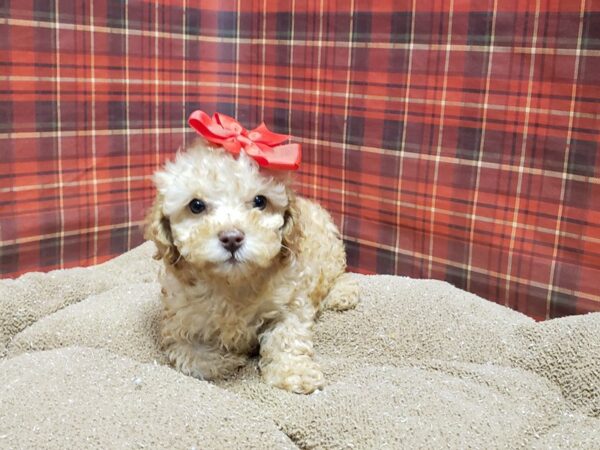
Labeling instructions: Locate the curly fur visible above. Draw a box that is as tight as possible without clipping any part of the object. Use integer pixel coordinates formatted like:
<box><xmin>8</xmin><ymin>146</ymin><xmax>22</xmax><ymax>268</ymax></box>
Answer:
<box><xmin>145</xmin><ymin>140</ymin><xmax>358</xmax><ymax>394</ymax></box>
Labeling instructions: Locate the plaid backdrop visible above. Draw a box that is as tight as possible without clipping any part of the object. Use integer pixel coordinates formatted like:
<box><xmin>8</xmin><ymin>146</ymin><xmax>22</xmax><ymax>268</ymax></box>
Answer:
<box><xmin>1</xmin><ymin>0</ymin><xmax>598</xmax><ymax>320</ymax></box>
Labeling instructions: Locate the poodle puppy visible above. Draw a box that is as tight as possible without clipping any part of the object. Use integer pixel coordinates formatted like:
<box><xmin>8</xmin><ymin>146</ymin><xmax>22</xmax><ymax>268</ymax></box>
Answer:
<box><xmin>145</xmin><ymin>140</ymin><xmax>358</xmax><ymax>394</ymax></box>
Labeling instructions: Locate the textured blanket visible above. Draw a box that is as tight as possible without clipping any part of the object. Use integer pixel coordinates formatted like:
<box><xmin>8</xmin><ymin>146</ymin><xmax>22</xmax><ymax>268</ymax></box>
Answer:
<box><xmin>1</xmin><ymin>242</ymin><xmax>599</xmax><ymax>449</ymax></box>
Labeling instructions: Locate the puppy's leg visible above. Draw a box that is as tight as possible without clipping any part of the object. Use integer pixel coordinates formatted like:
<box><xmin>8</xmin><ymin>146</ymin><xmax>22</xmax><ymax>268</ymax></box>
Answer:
<box><xmin>258</xmin><ymin>310</ymin><xmax>324</xmax><ymax>394</ymax></box>
<box><xmin>320</xmin><ymin>272</ymin><xmax>360</xmax><ymax>312</ymax></box>
<box><xmin>163</xmin><ymin>340</ymin><xmax>247</xmax><ymax>381</ymax></box>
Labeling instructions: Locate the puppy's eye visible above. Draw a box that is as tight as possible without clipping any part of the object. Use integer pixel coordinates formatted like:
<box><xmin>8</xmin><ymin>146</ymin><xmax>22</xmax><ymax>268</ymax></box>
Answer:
<box><xmin>253</xmin><ymin>195</ymin><xmax>267</xmax><ymax>210</ymax></box>
<box><xmin>188</xmin><ymin>199</ymin><xmax>206</xmax><ymax>214</ymax></box>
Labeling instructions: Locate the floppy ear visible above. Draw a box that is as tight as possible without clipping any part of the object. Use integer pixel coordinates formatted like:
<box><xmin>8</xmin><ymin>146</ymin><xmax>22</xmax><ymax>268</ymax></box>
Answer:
<box><xmin>280</xmin><ymin>189</ymin><xmax>303</xmax><ymax>262</ymax></box>
<box><xmin>144</xmin><ymin>195</ymin><xmax>180</xmax><ymax>265</ymax></box>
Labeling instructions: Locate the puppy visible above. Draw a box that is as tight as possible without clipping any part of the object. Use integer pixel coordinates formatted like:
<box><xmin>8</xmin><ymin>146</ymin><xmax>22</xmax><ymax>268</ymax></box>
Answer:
<box><xmin>145</xmin><ymin>140</ymin><xmax>358</xmax><ymax>394</ymax></box>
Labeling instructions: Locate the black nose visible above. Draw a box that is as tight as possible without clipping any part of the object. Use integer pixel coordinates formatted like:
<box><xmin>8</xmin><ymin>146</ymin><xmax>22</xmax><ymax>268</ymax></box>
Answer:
<box><xmin>218</xmin><ymin>230</ymin><xmax>245</xmax><ymax>254</ymax></box>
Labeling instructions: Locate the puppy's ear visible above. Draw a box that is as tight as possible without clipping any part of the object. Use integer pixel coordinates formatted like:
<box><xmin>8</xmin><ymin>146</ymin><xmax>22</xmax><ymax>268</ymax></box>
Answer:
<box><xmin>144</xmin><ymin>195</ymin><xmax>180</xmax><ymax>265</ymax></box>
<box><xmin>280</xmin><ymin>189</ymin><xmax>303</xmax><ymax>261</ymax></box>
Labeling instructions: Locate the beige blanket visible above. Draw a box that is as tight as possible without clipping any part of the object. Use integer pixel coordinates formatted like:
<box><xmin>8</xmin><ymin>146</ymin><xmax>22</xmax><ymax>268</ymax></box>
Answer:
<box><xmin>1</xmin><ymin>242</ymin><xmax>599</xmax><ymax>449</ymax></box>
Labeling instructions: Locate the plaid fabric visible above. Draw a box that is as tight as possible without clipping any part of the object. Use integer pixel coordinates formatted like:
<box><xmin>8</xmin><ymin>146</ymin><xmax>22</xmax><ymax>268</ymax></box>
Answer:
<box><xmin>1</xmin><ymin>1</ymin><xmax>598</xmax><ymax>320</ymax></box>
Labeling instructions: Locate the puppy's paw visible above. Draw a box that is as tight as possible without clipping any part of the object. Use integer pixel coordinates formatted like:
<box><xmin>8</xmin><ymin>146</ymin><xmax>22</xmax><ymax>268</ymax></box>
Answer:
<box><xmin>262</xmin><ymin>358</ymin><xmax>325</xmax><ymax>394</ymax></box>
<box><xmin>165</xmin><ymin>341</ymin><xmax>246</xmax><ymax>380</ymax></box>
<box><xmin>321</xmin><ymin>273</ymin><xmax>360</xmax><ymax>312</ymax></box>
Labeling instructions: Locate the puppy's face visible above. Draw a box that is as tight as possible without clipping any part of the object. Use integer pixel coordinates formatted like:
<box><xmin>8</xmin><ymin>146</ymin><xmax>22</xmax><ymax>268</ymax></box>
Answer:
<box><xmin>148</xmin><ymin>142</ymin><xmax>295</xmax><ymax>279</ymax></box>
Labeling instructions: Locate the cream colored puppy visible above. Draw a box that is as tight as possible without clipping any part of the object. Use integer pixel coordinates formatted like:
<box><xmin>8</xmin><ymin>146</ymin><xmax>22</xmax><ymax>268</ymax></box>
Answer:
<box><xmin>145</xmin><ymin>140</ymin><xmax>358</xmax><ymax>394</ymax></box>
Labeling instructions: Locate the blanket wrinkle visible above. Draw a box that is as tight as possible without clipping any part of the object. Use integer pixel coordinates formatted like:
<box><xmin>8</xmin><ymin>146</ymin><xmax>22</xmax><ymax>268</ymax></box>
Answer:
<box><xmin>1</xmin><ymin>242</ymin><xmax>599</xmax><ymax>449</ymax></box>
<box><xmin>0</xmin><ymin>242</ymin><xmax>160</xmax><ymax>355</ymax></box>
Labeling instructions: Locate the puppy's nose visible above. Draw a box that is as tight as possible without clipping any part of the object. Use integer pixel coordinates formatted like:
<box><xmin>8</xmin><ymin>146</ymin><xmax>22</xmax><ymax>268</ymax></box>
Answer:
<box><xmin>218</xmin><ymin>229</ymin><xmax>245</xmax><ymax>253</ymax></box>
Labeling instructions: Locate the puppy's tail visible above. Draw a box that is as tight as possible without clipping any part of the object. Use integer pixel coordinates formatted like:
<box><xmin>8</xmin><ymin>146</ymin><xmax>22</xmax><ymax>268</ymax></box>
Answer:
<box><xmin>320</xmin><ymin>272</ymin><xmax>360</xmax><ymax>312</ymax></box>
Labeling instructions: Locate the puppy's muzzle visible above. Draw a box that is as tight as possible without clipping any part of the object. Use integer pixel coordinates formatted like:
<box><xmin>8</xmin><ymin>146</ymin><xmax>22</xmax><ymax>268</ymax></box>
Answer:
<box><xmin>218</xmin><ymin>229</ymin><xmax>245</xmax><ymax>254</ymax></box>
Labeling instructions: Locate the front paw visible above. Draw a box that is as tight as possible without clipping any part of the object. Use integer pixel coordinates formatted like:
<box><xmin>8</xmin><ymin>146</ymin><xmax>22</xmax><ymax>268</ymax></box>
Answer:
<box><xmin>165</xmin><ymin>341</ymin><xmax>246</xmax><ymax>380</ymax></box>
<box><xmin>261</xmin><ymin>358</ymin><xmax>325</xmax><ymax>394</ymax></box>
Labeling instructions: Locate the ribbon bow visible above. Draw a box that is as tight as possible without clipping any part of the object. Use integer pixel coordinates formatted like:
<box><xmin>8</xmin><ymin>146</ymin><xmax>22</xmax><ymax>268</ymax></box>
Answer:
<box><xmin>188</xmin><ymin>110</ymin><xmax>301</xmax><ymax>170</ymax></box>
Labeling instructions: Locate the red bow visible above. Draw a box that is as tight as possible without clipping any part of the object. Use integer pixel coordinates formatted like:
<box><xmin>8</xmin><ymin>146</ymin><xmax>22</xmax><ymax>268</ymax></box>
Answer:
<box><xmin>188</xmin><ymin>110</ymin><xmax>301</xmax><ymax>170</ymax></box>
